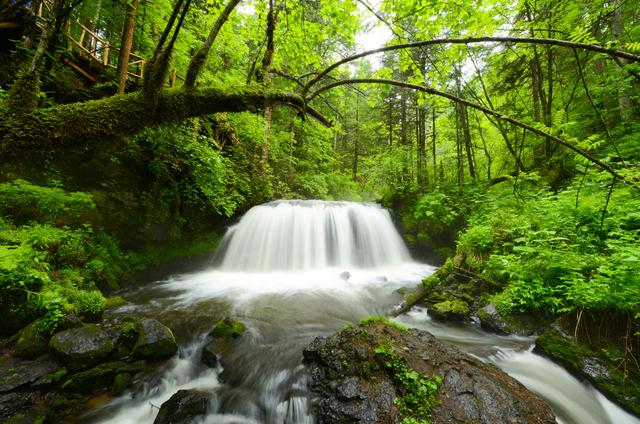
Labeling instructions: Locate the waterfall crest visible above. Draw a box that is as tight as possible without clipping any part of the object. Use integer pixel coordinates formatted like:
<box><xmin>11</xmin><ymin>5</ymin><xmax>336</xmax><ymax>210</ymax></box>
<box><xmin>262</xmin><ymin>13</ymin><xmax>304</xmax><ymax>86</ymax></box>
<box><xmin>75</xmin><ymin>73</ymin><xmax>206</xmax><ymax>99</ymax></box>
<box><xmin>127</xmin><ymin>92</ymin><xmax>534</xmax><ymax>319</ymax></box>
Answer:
<box><xmin>216</xmin><ymin>200</ymin><xmax>412</xmax><ymax>271</ymax></box>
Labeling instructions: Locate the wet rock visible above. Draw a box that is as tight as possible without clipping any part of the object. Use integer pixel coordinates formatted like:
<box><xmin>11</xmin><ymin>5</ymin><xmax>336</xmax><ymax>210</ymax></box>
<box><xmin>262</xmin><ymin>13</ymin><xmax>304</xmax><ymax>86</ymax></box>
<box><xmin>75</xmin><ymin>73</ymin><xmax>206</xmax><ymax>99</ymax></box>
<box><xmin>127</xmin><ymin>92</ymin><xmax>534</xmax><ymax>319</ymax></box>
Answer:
<box><xmin>153</xmin><ymin>389</ymin><xmax>211</xmax><ymax>424</ymax></box>
<box><xmin>210</xmin><ymin>317</ymin><xmax>246</xmax><ymax>339</ymax></box>
<box><xmin>60</xmin><ymin>360</ymin><xmax>145</xmax><ymax>394</ymax></box>
<box><xmin>430</xmin><ymin>299</ymin><xmax>470</xmax><ymax>321</ymax></box>
<box><xmin>0</xmin><ymin>355</ymin><xmax>59</xmax><ymax>392</ymax></box>
<box><xmin>49</xmin><ymin>324</ymin><xmax>114</xmax><ymax>371</ymax></box>
<box><xmin>13</xmin><ymin>321</ymin><xmax>48</xmax><ymax>359</ymax></box>
<box><xmin>133</xmin><ymin>318</ymin><xmax>177</xmax><ymax>360</ymax></box>
<box><xmin>0</xmin><ymin>391</ymin><xmax>39</xmax><ymax>421</ymax></box>
<box><xmin>201</xmin><ymin>342</ymin><xmax>219</xmax><ymax>368</ymax></box>
<box><xmin>304</xmin><ymin>322</ymin><xmax>555</xmax><ymax>424</ymax></box>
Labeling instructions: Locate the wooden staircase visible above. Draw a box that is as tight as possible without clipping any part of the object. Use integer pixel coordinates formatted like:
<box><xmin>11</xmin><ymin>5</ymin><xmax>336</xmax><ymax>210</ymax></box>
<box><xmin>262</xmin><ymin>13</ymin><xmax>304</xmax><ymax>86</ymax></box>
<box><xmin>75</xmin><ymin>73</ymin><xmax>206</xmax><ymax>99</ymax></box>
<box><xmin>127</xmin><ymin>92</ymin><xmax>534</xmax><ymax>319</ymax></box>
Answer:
<box><xmin>36</xmin><ymin>0</ymin><xmax>145</xmax><ymax>83</ymax></box>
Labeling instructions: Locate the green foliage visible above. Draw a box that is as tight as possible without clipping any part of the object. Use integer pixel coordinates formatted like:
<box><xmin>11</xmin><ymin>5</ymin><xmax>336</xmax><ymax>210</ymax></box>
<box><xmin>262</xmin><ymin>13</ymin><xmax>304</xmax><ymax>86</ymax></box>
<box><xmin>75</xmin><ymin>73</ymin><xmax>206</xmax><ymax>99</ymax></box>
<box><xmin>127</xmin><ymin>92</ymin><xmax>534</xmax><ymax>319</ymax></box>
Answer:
<box><xmin>456</xmin><ymin>177</ymin><xmax>640</xmax><ymax>317</ymax></box>
<box><xmin>0</xmin><ymin>179</ymin><xmax>97</xmax><ymax>227</ymax></box>
<box><xmin>0</xmin><ymin>181</ymin><xmax>131</xmax><ymax>334</ymax></box>
<box><xmin>374</xmin><ymin>344</ymin><xmax>441</xmax><ymax>423</ymax></box>
<box><xmin>412</xmin><ymin>190</ymin><xmax>459</xmax><ymax>233</ymax></box>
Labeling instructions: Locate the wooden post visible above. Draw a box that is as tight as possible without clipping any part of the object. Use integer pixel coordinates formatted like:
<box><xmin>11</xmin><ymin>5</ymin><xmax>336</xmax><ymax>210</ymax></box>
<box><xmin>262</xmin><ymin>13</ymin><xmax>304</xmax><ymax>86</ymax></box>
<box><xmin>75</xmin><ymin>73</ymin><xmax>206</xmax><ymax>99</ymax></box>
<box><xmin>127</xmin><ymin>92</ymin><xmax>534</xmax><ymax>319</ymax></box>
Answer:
<box><xmin>103</xmin><ymin>45</ymin><xmax>109</xmax><ymax>66</ymax></box>
<box><xmin>78</xmin><ymin>28</ymin><xmax>86</xmax><ymax>56</ymax></box>
<box><xmin>116</xmin><ymin>0</ymin><xmax>139</xmax><ymax>93</ymax></box>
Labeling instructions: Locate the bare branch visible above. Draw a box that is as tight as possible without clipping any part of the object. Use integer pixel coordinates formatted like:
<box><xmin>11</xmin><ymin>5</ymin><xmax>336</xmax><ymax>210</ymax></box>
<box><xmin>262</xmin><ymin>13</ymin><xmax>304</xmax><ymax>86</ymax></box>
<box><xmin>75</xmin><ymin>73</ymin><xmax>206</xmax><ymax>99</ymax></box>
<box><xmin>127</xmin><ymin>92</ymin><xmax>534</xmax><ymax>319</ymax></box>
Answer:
<box><xmin>303</xmin><ymin>37</ymin><xmax>640</xmax><ymax>94</ymax></box>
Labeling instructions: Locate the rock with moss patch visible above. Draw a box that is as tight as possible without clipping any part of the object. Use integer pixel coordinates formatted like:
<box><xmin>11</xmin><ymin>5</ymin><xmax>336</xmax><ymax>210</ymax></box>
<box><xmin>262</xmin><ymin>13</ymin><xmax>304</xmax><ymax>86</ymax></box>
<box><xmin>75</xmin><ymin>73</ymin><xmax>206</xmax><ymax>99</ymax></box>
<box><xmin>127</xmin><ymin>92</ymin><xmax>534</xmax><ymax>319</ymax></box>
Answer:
<box><xmin>429</xmin><ymin>299</ymin><xmax>470</xmax><ymax>321</ymax></box>
<box><xmin>304</xmin><ymin>322</ymin><xmax>555</xmax><ymax>424</ymax></box>
<box><xmin>61</xmin><ymin>360</ymin><xmax>144</xmax><ymax>394</ymax></box>
<box><xmin>133</xmin><ymin>319</ymin><xmax>177</xmax><ymax>360</ymax></box>
<box><xmin>210</xmin><ymin>318</ymin><xmax>245</xmax><ymax>339</ymax></box>
<box><xmin>49</xmin><ymin>325</ymin><xmax>114</xmax><ymax>371</ymax></box>
<box><xmin>14</xmin><ymin>321</ymin><xmax>48</xmax><ymax>359</ymax></box>
<box><xmin>153</xmin><ymin>389</ymin><xmax>211</xmax><ymax>424</ymax></box>
<box><xmin>477</xmin><ymin>303</ymin><xmax>546</xmax><ymax>336</ymax></box>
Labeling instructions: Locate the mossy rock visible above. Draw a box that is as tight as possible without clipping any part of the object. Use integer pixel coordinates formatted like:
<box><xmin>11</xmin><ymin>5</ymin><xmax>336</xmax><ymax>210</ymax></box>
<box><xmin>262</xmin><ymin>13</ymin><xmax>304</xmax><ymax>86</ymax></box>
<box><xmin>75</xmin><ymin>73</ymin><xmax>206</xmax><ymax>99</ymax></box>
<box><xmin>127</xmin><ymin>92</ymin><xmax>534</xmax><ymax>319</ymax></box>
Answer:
<box><xmin>61</xmin><ymin>360</ymin><xmax>144</xmax><ymax>394</ymax></box>
<box><xmin>49</xmin><ymin>325</ymin><xmax>114</xmax><ymax>371</ymax></box>
<box><xmin>476</xmin><ymin>303</ymin><xmax>547</xmax><ymax>336</ymax></box>
<box><xmin>14</xmin><ymin>321</ymin><xmax>49</xmax><ymax>359</ymax></box>
<box><xmin>535</xmin><ymin>327</ymin><xmax>640</xmax><ymax>416</ymax></box>
<box><xmin>133</xmin><ymin>318</ymin><xmax>177</xmax><ymax>360</ymax></box>
<box><xmin>210</xmin><ymin>318</ymin><xmax>246</xmax><ymax>339</ymax></box>
<box><xmin>430</xmin><ymin>300</ymin><xmax>470</xmax><ymax>322</ymax></box>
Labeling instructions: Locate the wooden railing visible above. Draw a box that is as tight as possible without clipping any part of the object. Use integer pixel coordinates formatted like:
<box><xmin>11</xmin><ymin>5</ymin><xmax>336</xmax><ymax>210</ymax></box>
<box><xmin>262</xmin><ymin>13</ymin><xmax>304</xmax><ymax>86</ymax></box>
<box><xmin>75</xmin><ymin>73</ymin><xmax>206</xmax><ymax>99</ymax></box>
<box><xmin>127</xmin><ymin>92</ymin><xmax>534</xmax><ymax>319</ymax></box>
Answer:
<box><xmin>36</xmin><ymin>0</ymin><xmax>145</xmax><ymax>80</ymax></box>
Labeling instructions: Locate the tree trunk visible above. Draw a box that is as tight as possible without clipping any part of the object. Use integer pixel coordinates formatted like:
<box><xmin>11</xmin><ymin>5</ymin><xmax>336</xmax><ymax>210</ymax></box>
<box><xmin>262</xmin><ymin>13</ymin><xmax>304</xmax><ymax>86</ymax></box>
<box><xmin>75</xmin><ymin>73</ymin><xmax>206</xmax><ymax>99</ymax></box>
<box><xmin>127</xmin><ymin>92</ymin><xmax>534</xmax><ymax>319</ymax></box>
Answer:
<box><xmin>432</xmin><ymin>109</ymin><xmax>437</xmax><ymax>184</ymax></box>
<box><xmin>116</xmin><ymin>0</ymin><xmax>138</xmax><ymax>94</ymax></box>
<box><xmin>259</xmin><ymin>0</ymin><xmax>276</xmax><ymax>172</ymax></box>
<box><xmin>462</xmin><ymin>104</ymin><xmax>476</xmax><ymax>179</ymax></box>
<box><xmin>611</xmin><ymin>1</ymin><xmax>633</xmax><ymax>123</ymax></box>
<box><xmin>184</xmin><ymin>0</ymin><xmax>242</xmax><ymax>88</ymax></box>
<box><xmin>416</xmin><ymin>105</ymin><xmax>427</xmax><ymax>186</ymax></box>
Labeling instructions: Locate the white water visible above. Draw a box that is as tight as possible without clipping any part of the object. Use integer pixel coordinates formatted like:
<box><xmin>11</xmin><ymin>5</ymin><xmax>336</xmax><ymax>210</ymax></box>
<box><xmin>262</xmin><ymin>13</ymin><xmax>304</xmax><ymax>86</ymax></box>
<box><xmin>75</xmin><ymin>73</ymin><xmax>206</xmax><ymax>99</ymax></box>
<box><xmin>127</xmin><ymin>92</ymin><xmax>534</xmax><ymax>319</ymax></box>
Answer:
<box><xmin>86</xmin><ymin>200</ymin><xmax>640</xmax><ymax>424</ymax></box>
<box><xmin>216</xmin><ymin>200</ymin><xmax>411</xmax><ymax>271</ymax></box>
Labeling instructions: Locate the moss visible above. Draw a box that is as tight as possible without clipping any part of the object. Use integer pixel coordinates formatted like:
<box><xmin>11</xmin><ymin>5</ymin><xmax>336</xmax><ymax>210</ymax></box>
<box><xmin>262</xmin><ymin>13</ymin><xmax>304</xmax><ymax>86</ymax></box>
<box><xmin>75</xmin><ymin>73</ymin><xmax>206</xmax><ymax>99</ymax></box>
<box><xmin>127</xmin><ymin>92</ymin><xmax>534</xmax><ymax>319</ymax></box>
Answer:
<box><xmin>431</xmin><ymin>300</ymin><xmax>470</xmax><ymax>321</ymax></box>
<box><xmin>104</xmin><ymin>296</ymin><xmax>128</xmax><ymax>309</ymax></box>
<box><xmin>6</xmin><ymin>68</ymin><xmax>40</xmax><ymax>114</ymax></box>
<box><xmin>373</xmin><ymin>343</ymin><xmax>441</xmax><ymax>423</ymax></box>
<box><xmin>359</xmin><ymin>316</ymin><xmax>409</xmax><ymax>332</ymax></box>
<box><xmin>210</xmin><ymin>318</ymin><xmax>246</xmax><ymax>338</ymax></box>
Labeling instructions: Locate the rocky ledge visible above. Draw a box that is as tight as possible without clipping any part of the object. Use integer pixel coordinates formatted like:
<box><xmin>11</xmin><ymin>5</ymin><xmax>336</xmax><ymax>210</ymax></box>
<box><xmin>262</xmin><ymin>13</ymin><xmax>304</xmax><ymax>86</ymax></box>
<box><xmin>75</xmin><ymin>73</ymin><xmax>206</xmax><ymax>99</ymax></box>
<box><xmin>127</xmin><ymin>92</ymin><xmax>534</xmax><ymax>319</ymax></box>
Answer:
<box><xmin>303</xmin><ymin>319</ymin><xmax>555</xmax><ymax>424</ymax></box>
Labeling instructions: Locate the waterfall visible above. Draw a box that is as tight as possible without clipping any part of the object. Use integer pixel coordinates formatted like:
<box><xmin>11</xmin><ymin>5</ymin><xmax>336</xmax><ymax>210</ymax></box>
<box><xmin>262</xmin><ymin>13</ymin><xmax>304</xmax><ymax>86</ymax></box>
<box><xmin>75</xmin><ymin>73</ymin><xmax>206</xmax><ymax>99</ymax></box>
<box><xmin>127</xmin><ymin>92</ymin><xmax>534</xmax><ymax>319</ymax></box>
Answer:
<box><xmin>216</xmin><ymin>200</ymin><xmax>412</xmax><ymax>271</ymax></box>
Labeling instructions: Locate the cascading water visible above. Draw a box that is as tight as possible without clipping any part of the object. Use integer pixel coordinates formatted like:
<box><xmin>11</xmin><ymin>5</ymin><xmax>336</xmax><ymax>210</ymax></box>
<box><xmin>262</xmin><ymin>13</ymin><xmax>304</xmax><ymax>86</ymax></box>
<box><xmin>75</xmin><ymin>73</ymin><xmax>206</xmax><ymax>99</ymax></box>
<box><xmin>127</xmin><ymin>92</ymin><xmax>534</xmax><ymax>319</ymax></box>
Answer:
<box><xmin>86</xmin><ymin>200</ymin><xmax>640</xmax><ymax>424</ymax></box>
<box><xmin>215</xmin><ymin>200</ymin><xmax>411</xmax><ymax>271</ymax></box>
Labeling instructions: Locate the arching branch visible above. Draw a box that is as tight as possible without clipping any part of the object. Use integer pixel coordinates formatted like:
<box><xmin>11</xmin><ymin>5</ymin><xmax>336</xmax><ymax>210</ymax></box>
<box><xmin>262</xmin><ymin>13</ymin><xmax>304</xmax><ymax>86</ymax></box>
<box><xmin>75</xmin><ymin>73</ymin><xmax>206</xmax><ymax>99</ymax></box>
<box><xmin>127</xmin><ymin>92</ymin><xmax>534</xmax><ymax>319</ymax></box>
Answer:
<box><xmin>302</xmin><ymin>37</ymin><xmax>640</xmax><ymax>94</ymax></box>
<box><xmin>308</xmin><ymin>78</ymin><xmax>625</xmax><ymax>182</ymax></box>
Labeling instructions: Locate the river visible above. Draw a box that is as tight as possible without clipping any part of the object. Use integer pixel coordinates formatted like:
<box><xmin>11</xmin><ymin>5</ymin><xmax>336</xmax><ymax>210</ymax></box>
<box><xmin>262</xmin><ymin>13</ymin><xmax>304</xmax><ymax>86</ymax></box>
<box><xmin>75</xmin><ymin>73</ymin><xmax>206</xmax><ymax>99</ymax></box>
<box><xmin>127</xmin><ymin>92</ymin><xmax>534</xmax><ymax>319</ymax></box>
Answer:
<box><xmin>82</xmin><ymin>200</ymin><xmax>640</xmax><ymax>424</ymax></box>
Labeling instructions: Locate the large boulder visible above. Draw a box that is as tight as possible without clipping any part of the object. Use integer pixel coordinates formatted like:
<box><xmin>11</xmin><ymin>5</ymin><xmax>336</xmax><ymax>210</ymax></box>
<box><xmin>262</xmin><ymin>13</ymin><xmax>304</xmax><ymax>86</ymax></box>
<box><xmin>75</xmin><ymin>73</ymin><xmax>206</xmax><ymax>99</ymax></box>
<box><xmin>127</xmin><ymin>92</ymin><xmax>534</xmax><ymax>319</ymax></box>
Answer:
<box><xmin>303</xmin><ymin>321</ymin><xmax>556</xmax><ymax>424</ymax></box>
<box><xmin>49</xmin><ymin>324</ymin><xmax>114</xmax><ymax>371</ymax></box>
<box><xmin>133</xmin><ymin>318</ymin><xmax>177</xmax><ymax>360</ymax></box>
<box><xmin>153</xmin><ymin>389</ymin><xmax>211</xmax><ymax>424</ymax></box>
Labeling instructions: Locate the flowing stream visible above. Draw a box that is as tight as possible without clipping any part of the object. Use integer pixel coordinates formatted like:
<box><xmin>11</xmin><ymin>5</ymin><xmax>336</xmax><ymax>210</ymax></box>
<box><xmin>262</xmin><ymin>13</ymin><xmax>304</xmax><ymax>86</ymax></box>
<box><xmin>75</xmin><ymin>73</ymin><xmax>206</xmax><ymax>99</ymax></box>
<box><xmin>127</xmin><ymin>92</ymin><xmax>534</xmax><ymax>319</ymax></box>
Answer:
<box><xmin>85</xmin><ymin>200</ymin><xmax>639</xmax><ymax>424</ymax></box>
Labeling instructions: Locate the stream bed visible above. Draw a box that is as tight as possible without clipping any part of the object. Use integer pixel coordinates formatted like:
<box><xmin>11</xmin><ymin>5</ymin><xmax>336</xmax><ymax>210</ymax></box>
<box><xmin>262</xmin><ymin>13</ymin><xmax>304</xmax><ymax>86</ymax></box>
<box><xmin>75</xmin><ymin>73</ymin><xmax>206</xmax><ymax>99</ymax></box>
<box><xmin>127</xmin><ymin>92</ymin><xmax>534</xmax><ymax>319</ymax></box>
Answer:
<box><xmin>82</xmin><ymin>201</ymin><xmax>639</xmax><ymax>424</ymax></box>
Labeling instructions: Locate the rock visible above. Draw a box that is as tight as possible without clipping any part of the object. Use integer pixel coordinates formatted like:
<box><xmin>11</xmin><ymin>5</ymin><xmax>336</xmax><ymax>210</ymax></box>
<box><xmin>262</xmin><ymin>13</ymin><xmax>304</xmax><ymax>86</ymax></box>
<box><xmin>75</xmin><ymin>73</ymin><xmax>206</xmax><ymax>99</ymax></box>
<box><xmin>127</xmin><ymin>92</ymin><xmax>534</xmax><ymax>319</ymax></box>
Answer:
<box><xmin>60</xmin><ymin>360</ymin><xmax>145</xmax><ymax>394</ymax></box>
<box><xmin>0</xmin><ymin>391</ymin><xmax>38</xmax><ymax>421</ymax></box>
<box><xmin>0</xmin><ymin>355</ymin><xmax>59</xmax><ymax>392</ymax></box>
<box><xmin>133</xmin><ymin>319</ymin><xmax>177</xmax><ymax>360</ymax></box>
<box><xmin>534</xmin><ymin>327</ymin><xmax>640</xmax><ymax>416</ymax></box>
<box><xmin>49</xmin><ymin>324</ymin><xmax>114</xmax><ymax>371</ymax></box>
<box><xmin>201</xmin><ymin>342</ymin><xmax>219</xmax><ymax>368</ymax></box>
<box><xmin>153</xmin><ymin>389</ymin><xmax>211</xmax><ymax>424</ymax></box>
<box><xmin>477</xmin><ymin>303</ymin><xmax>547</xmax><ymax>336</ymax></box>
<box><xmin>304</xmin><ymin>322</ymin><xmax>555</xmax><ymax>424</ymax></box>
<box><xmin>430</xmin><ymin>299</ymin><xmax>470</xmax><ymax>321</ymax></box>
<box><xmin>13</xmin><ymin>321</ymin><xmax>48</xmax><ymax>359</ymax></box>
<box><xmin>210</xmin><ymin>318</ymin><xmax>245</xmax><ymax>339</ymax></box>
